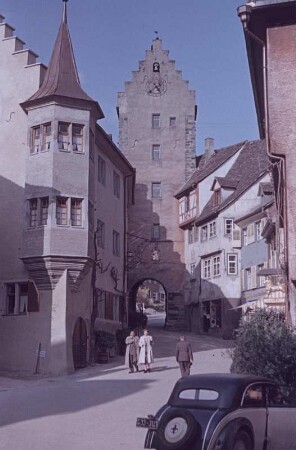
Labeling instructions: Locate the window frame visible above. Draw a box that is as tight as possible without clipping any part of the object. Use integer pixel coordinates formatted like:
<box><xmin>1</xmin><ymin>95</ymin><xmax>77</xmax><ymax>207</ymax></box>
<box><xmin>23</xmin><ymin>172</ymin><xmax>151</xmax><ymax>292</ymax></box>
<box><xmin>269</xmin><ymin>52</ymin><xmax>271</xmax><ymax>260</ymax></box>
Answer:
<box><xmin>169</xmin><ymin>117</ymin><xmax>176</xmax><ymax>127</ymax></box>
<box><xmin>201</xmin><ymin>225</ymin><xmax>208</xmax><ymax>241</ymax></box>
<box><xmin>152</xmin><ymin>144</ymin><xmax>161</xmax><ymax>160</ymax></box>
<box><xmin>113</xmin><ymin>230</ymin><xmax>120</xmax><ymax>257</ymax></box>
<box><xmin>58</xmin><ymin>122</ymin><xmax>70</xmax><ymax>151</ymax></box>
<box><xmin>209</xmin><ymin>221</ymin><xmax>217</xmax><ymax>239</ymax></box>
<box><xmin>227</xmin><ymin>253</ymin><xmax>238</xmax><ymax>275</ymax></box>
<box><xmin>98</xmin><ymin>155</ymin><xmax>106</xmax><ymax>186</ymax></box>
<box><xmin>96</xmin><ymin>219</ymin><xmax>105</xmax><ymax>249</ymax></box>
<box><xmin>72</xmin><ymin>123</ymin><xmax>84</xmax><ymax>153</ymax></box>
<box><xmin>203</xmin><ymin>258</ymin><xmax>211</xmax><ymax>279</ymax></box>
<box><xmin>152</xmin><ymin>114</ymin><xmax>160</xmax><ymax>129</ymax></box>
<box><xmin>225</xmin><ymin>218</ymin><xmax>234</xmax><ymax>236</ymax></box>
<box><xmin>56</xmin><ymin>196</ymin><xmax>68</xmax><ymax>226</ymax></box>
<box><xmin>113</xmin><ymin>171</ymin><xmax>121</xmax><ymax>198</ymax></box>
<box><xmin>213</xmin><ymin>255</ymin><xmax>221</xmax><ymax>277</ymax></box>
<box><xmin>71</xmin><ymin>198</ymin><xmax>83</xmax><ymax>227</ymax></box>
<box><xmin>152</xmin><ymin>182</ymin><xmax>162</xmax><ymax>199</ymax></box>
<box><xmin>152</xmin><ymin>223</ymin><xmax>160</xmax><ymax>240</ymax></box>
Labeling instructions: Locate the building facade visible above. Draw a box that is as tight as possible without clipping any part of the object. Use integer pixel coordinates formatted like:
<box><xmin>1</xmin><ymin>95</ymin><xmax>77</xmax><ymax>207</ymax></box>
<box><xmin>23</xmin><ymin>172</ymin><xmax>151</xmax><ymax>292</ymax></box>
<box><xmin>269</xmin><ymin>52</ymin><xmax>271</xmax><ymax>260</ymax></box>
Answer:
<box><xmin>237</xmin><ymin>0</ymin><xmax>295</xmax><ymax>322</ymax></box>
<box><xmin>0</xmin><ymin>4</ymin><xmax>134</xmax><ymax>375</ymax></box>
<box><xmin>117</xmin><ymin>38</ymin><xmax>197</xmax><ymax>328</ymax></box>
<box><xmin>177</xmin><ymin>139</ymin><xmax>271</xmax><ymax>336</ymax></box>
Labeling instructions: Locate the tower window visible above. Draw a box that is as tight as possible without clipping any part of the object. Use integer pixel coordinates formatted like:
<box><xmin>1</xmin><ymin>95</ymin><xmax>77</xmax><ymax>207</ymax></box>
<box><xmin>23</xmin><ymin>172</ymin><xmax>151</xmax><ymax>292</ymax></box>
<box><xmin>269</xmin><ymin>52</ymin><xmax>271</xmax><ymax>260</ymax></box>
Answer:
<box><xmin>71</xmin><ymin>198</ymin><xmax>83</xmax><ymax>227</ymax></box>
<box><xmin>31</xmin><ymin>126</ymin><xmax>41</xmax><ymax>153</ymax></box>
<box><xmin>29</xmin><ymin>199</ymin><xmax>38</xmax><ymax>227</ymax></box>
<box><xmin>72</xmin><ymin>124</ymin><xmax>83</xmax><ymax>152</ymax></box>
<box><xmin>58</xmin><ymin>122</ymin><xmax>70</xmax><ymax>150</ymax></box>
<box><xmin>169</xmin><ymin>117</ymin><xmax>176</xmax><ymax>127</ymax></box>
<box><xmin>152</xmin><ymin>114</ymin><xmax>160</xmax><ymax>129</ymax></box>
<box><xmin>152</xmin><ymin>144</ymin><xmax>160</xmax><ymax>160</ymax></box>
<box><xmin>40</xmin><ymin>197</ymin><xmax>49</xmax><ymax>226</ymax></box>
<box><xmin>153</xmin><ymin>62</ymin><xmax>160</xmax><ymax>72</ymax></box>
<box><xmin>56</xmin><ymin>197</ymin><xmax>68</xmax><ymax>225</ymax></box>
<box><xmin>152</xmin><ymin>182</ymin><xmax>162</xmax><ymax>198</ymax></box>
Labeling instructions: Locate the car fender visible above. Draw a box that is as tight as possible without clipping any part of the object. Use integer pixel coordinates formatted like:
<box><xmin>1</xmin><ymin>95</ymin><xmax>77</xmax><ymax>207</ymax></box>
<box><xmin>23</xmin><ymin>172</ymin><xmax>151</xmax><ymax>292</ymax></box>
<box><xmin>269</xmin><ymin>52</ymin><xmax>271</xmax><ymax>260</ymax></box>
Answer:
<box><xmin>206</xmin><ymin>409</ymin><xmax>266</xmax><ymax>450</ymax></box>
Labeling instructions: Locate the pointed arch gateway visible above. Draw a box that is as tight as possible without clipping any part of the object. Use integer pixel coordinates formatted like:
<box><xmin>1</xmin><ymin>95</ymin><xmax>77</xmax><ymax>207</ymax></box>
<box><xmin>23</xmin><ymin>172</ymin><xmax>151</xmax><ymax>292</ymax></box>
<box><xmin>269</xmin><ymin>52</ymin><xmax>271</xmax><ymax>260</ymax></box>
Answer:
<box><xmin>129</xmin><ymin>279</ymin><xmax>167</xmax><ymax>329</ymax></box>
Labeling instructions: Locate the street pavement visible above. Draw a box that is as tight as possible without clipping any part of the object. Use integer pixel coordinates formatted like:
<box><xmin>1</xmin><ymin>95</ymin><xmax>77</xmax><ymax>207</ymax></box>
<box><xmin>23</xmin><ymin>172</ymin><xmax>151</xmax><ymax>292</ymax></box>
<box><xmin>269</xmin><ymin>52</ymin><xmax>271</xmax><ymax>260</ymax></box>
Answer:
<box><xmin>0</xmin><ymin>317</ymin><xmax>233</xmax><ymax>450</ymax></box>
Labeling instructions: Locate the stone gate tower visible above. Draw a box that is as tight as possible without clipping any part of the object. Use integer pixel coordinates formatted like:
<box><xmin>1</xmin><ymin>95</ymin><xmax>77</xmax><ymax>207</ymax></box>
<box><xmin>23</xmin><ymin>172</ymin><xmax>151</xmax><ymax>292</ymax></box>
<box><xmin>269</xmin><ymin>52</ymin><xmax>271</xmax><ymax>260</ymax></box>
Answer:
<box><xmin>117</xmin><ymin>38</ymin><xmax>196</xmax><ymax>328</ymax></box>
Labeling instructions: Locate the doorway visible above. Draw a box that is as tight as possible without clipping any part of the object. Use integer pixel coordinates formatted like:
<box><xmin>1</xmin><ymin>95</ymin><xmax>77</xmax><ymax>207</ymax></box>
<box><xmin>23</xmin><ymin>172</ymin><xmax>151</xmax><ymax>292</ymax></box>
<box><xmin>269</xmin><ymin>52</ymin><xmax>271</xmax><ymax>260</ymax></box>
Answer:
<box><xmin>72</xmin><ymin>317</ymin><xmax>87</xmax><ymax>369</ymax></box>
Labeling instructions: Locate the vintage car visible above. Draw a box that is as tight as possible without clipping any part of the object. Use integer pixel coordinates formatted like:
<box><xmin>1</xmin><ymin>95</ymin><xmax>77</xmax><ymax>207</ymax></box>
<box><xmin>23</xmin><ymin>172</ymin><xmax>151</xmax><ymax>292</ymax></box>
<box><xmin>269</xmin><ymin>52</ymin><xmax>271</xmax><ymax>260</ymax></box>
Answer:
<box><xmin>136</xmin><ymin>373</ymin><xmax>296</xmax><ymax>450</ymax></box>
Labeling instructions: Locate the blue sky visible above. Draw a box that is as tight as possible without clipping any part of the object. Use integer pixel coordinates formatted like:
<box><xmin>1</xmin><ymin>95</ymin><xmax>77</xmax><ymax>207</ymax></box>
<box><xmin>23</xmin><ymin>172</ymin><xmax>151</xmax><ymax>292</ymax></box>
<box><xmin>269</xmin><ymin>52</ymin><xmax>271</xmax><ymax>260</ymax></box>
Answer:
<box><xmin>1</xmin><ymin>0</ymin><xmax>258</xmax><ymax>154</ymax></box>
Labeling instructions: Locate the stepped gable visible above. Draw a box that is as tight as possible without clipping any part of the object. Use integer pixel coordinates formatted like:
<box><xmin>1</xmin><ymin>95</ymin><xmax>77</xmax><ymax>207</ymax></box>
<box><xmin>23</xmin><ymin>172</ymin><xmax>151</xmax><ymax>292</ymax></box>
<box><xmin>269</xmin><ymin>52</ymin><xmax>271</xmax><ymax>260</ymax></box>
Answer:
<box><xmin>175</xmin><ymin>141</ymin><xmax>245</xmax><ymax>198</ymax></box>
<box><xmin>195</xmin><ymin>139</ymin><xmax>269</xmax><ymax>225</ymax></box>
<box><xmin>21</xmin><ymin>1</ymin><xmax>103</xmax><ymax>118</ymax></box>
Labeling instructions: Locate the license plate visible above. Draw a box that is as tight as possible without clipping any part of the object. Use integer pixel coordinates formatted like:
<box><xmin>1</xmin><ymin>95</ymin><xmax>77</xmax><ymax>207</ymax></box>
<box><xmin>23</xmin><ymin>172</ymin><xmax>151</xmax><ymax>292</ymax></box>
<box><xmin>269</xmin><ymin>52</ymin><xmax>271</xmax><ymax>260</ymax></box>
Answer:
<box><xmin>136</xmin><ymin>417</ymin><xmax>158</xmax><ymax>430</ymax></box>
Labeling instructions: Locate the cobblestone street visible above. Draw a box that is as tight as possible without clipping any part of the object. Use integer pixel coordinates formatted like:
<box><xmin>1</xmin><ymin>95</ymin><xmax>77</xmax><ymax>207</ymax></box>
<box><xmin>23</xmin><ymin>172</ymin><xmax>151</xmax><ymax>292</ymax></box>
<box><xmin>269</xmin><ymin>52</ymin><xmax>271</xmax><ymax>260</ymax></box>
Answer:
<box><xmin>0</xmin><ymin>321</ymin><xmax>232</xmax><ymax>450</ymax></box>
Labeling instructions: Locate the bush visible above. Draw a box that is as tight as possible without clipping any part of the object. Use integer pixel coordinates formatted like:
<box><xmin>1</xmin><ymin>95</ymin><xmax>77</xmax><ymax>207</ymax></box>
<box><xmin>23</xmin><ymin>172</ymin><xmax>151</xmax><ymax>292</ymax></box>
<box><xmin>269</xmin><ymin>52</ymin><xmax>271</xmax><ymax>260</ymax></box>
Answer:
<box><xmin>231</xmin><ymin>309</ymin><xmax>296</xmax><ymax>389</ymax></box>
<box><xmin>95</xmin><ymin>330</ymin><xmax>116</xmax><ymax>352</ymax></box>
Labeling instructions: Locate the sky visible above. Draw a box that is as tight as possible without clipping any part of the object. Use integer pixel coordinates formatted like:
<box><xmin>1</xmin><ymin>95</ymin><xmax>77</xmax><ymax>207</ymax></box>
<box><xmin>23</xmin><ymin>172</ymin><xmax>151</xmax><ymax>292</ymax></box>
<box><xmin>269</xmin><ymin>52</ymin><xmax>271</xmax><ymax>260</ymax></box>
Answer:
<box><xmin>1</xmin><ymin>0</ymin><xmax>259</xmax><ymax>154</ymax></box>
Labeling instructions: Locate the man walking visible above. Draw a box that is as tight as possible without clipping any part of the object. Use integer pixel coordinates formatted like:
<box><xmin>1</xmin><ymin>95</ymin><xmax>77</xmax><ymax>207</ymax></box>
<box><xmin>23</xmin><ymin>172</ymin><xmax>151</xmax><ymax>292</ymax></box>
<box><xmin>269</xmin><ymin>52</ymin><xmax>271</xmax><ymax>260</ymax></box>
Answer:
<box><xmin>176</xmin><ymin>335</ymin><xmax>193</xmax><ymax>377</ymax></box>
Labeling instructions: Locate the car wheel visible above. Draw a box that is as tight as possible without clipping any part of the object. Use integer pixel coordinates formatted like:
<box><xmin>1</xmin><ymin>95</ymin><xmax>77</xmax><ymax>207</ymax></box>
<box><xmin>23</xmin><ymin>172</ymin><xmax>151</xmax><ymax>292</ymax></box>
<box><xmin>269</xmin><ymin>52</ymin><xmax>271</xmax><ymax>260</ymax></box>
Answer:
<box><xmin>231</xmin><ymin>430</ymin><xmax>253</xmax><ymax>450</ymax></box>
<box><xmin>156</xmin><ymin>408</ymin><xmax>198</xmax><ymax>450</ymax></box>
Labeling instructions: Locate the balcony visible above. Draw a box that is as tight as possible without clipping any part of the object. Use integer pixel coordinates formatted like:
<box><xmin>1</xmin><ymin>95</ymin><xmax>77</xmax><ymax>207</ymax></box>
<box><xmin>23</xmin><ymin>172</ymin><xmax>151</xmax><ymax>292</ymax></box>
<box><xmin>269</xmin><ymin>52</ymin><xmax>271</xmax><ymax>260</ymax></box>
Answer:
<box><xmin>179</xmin><ymin>207</ymin><xmax>196</xmax><ymax>228</ymax></box>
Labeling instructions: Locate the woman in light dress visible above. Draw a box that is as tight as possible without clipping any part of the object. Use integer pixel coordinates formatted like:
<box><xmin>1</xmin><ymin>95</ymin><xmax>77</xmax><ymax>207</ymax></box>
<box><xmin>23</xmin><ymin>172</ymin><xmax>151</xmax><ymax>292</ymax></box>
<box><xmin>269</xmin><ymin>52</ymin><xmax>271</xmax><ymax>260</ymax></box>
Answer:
<box><xmin>138</xmin><ymin>329</ymin><xmax>154</xmax><ymax>373</ymax></box>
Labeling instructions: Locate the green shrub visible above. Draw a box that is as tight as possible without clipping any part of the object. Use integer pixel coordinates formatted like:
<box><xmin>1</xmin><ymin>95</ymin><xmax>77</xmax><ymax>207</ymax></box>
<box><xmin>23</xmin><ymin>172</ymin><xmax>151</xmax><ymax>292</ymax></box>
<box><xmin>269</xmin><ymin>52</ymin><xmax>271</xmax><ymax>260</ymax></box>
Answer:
<box><xmin>231</xmin><ymin>309</ymin><xmax>296</xmax><ymax>389</ymax></box>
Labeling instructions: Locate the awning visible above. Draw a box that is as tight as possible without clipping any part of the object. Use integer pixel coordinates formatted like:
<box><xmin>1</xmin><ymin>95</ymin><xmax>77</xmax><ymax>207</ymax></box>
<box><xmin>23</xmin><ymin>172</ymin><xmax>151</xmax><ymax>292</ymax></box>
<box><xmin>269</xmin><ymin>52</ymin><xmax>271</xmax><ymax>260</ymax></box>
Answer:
<box><xmin>257</xmin><ymin>268</ymin><xmax>284</xmax><ymax>277</ymax></box>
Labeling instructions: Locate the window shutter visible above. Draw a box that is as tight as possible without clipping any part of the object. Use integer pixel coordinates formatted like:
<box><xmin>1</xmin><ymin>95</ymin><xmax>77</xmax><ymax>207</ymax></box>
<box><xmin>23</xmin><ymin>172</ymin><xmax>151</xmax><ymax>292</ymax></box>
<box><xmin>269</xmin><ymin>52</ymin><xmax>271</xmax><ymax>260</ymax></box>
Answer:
<box><xmin>247</xmin><ymin>224</ymin><xmax>255</xmax><ymax>244</ymax></box>
<box><xmin>251</xmin><ymin>266</ymin><xmax>257</xmax><ymax>289</ymax></box>
<box><xmin>241</xmin><ymin>269</ymin><xmax>245</xmax><ymax>291</ymax></box>
<box><xmin>27</xmin><ymin>281</ymin><xmax>39</xmax><ymax>312</ymax></box>
<box><xmin>233</xmin><ymin>228</ymin><xmax>241</xmax><ymax>248</ymax></box>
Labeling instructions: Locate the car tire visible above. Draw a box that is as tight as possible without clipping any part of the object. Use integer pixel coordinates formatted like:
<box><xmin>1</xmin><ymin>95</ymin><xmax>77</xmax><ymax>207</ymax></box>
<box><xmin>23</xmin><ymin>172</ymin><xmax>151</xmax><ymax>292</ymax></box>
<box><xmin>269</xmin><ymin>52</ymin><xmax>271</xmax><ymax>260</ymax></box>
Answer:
<box><xmin>155</xmin><ymin>408</ymin><xmax>198</xmax><ymax>450</ymax></box>
<box><xmin>231</xmin><ymin>429</ymin><xmax>253</xmax><ymax>450</ymax></box>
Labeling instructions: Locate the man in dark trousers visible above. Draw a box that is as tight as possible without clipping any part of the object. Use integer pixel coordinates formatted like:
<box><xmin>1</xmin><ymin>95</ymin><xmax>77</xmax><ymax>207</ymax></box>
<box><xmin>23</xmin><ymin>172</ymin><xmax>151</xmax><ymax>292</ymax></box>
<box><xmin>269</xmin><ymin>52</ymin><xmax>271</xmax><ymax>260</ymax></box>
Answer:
<box><xmin>176</xmin><ymin>335</ymin><xmax>193</xmax><ymax>377</ymax></box>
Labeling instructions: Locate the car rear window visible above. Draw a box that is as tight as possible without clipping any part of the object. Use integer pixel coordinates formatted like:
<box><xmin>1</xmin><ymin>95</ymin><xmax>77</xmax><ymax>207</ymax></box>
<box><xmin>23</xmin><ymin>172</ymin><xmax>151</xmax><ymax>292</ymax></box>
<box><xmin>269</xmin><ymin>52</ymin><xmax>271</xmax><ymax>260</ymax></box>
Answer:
<box><xmin>179</xmin><ymin>389</ymin><xmax>219</xmax><ymax>401</ymax></box>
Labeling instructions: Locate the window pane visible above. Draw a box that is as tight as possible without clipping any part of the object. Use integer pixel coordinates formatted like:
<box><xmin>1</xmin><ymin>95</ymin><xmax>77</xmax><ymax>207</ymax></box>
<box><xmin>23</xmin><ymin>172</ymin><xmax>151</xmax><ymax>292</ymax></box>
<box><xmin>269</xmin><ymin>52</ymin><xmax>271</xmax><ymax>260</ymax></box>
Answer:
<box><xmin>98</xmin><ymin>156</ymin><xmax>106</xmax><ymax>185</ymax></box>
<box><xmin>97</xmin><ymin>220</ymin><xmax>105</xmax><ymax>248</ymax></box>
<box><xmin>113</xmin><ymin>171</ymin><xmax>120</xmax><ymax>198</ymax></box>
<box><xmin>56</xmin><ymin>197</ymin><xmax>68</xmax><ymax>225</ymax></box>
<box><xmin>152</xmin><ymin>223</ymin><xmax>160</xmax><ymax>240</ymax></box>
<box><xmin>169</xmin><ymin>117</ymin><xmax>176</xmax><ymax>127</ymax></box>
<box><xmin>72</xmin><ymin>124</ymin><xmax>83</xmax><ymax>152</ymax></box>
<box><xmin>29</xmin><ymin>198</ymin><xmax>38</xmax><ymax>227</ymax></box>
<box><xmin>152</xmin><ymin>182</ymin><xmax>161</xmax><ymax>198</ymax></box>
<box><xmin>32</xmin><ymin>126</ymin><xmax>41</xmax><ymax>153</ymax></box>
<box><xmin>58</xmin><ymin>122</ymin><xmax>70</xmax><ymax>150</ymax></box>
<box><xmin>71</xmin><ymin>198</ymin><xmax>82</xmax><ymax>226</ymax></box>
<box><xmin>152</xmin><ymin>114</ymin><xmax>160</xmax><ymax>128</ymax></box>
<box><xmin>6</xmin><ymin>284</ymin><xmax>15</xmax><ymax>314</ymax></box>
<box><xmin>43</xmin><ymin>123</ymin><xmax>51</xmax><ymax>150</ymax></box>
<box><xmin>152</xmin><ymin>145</ymin><xmax>160</xmax><ymax>160</ymax></box>
<box><xmin>40</xmin><ymin>197</ymin><xmax>49</xmax><ymax>225</ymax></box>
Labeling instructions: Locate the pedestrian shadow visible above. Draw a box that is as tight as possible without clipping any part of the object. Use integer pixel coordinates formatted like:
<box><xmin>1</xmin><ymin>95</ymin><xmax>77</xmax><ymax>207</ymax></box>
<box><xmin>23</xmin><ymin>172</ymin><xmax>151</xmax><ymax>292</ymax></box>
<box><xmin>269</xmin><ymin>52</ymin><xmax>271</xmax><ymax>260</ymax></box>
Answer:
<box><xmin>150</xmin><ymin>366</ymin><xmax>179</xmax><ymax>372</ymax></box>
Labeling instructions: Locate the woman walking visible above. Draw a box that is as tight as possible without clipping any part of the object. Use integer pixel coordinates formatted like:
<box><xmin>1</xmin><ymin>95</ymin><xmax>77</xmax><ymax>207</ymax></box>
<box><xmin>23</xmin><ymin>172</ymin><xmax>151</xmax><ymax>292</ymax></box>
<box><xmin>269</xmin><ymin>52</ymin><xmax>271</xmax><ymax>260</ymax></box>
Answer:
<box><xmin>125</xmin><ymin>330</ymin><xmax>139</xmax><ymax>373</ymax></box>
<box><xmin>138</xmin><ymin>329</ymin><xmax>154</xmax><ymax>373</ymax></box>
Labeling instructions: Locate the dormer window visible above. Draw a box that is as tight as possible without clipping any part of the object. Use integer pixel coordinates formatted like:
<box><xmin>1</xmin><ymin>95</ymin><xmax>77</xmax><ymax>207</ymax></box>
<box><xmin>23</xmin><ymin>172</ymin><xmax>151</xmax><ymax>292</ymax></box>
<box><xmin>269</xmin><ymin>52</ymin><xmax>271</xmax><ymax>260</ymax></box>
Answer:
<box><xmin>213</xmin><ymin>189</ymin><xmax>221</xmax><ymax>206</ymax></box>
<box><xmin>30</xmin><ymin>123</ymin><xmax>52</xmax><ymax>154</ymax></box>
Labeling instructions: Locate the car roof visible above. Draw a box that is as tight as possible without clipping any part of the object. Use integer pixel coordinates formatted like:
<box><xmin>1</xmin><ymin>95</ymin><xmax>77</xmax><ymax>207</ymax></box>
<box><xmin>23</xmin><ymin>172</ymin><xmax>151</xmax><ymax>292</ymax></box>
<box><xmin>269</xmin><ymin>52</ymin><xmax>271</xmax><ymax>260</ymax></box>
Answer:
<box><xmin>168</xmin><ymin>373</ymin><xmax>275</xmax><ymax>409</ymax></box>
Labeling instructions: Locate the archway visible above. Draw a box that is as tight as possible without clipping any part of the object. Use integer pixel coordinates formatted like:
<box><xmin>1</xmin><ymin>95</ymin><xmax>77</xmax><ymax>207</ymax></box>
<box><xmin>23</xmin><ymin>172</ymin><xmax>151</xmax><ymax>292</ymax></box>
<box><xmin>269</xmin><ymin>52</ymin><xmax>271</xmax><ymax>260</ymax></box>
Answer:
<box><xmin>129</xmin><ymin>279</ymin><xmax>167</xmax><ymax>329</ymax></box>
<box><xmin>72</xmin><ymin>317</ymin><xmax>87</xmax><ymax>369</ymax></box>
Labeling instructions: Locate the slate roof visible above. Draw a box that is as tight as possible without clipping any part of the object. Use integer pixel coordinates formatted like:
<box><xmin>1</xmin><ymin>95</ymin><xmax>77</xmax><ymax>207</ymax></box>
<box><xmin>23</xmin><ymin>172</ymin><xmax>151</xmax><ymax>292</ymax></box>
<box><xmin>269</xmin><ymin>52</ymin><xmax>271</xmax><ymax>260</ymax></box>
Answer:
<box><xmin>21</xmin><ymin>2</ymin><xmax>104</xmax><ymax>118</ymax></box>
<box><xmin>213</xmin><ymin>177</ymin><xmax>239</xmax><ymax>190</ymax></box>
<box><xmin>195</xmin><ymin>139</ymin><xmax>269</xmax><ymax>225</ymax></box>
<box><xmin>176</xmin><ymin>141</ymin><xmax>245</xmax><ymax>198</ymax></box>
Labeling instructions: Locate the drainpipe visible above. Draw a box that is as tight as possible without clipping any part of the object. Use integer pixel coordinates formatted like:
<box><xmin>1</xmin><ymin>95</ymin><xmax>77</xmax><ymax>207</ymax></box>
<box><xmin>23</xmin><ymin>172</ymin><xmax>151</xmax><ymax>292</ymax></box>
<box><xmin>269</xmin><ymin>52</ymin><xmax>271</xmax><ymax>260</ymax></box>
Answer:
<box><xmin>237</xmin><ymin>5</ymin><xmax>290</xmax><ymax>322</ymax></box>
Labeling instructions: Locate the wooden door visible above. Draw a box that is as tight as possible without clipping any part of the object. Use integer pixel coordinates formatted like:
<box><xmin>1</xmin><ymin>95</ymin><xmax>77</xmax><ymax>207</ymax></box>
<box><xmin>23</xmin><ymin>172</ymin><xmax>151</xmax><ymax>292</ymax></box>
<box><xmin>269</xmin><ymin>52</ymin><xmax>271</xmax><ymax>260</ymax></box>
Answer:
<box><xmin>72</xmin><ymin>317</ymin><xmax>87</xmax><ymax>369</ymax></box>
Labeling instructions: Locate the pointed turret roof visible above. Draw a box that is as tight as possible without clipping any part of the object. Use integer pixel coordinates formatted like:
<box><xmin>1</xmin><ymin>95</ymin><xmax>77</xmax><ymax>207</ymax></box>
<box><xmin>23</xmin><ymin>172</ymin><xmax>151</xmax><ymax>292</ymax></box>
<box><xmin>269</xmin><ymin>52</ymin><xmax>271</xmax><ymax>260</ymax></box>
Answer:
<box><xmin>21</xmin><ymin>1</ymin><xmax>104</xmax><ymax>119</ymax></box>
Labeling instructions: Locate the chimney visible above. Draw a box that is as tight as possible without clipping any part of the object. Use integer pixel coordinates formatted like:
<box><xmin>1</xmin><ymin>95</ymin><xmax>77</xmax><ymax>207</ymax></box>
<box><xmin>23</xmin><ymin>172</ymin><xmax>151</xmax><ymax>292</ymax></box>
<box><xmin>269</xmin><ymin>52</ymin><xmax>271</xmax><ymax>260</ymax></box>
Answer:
<box><xmin>204</xmin><ymin>137</ymin><xmax>214</xmax><ymax>161</ymax></box>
